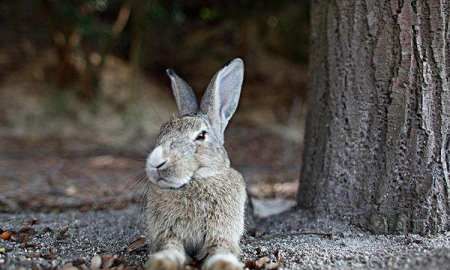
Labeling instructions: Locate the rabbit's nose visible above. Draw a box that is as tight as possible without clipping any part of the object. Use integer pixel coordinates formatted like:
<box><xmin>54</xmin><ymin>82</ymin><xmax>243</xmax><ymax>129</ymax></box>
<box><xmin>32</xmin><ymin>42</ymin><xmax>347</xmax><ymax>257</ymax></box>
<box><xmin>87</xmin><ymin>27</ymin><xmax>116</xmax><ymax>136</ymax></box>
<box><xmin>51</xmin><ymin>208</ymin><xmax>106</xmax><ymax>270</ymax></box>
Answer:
<box><xmin>148</xmin><ymin>145</ymin><xmax>168</xmax><ymax>169</ymax></box>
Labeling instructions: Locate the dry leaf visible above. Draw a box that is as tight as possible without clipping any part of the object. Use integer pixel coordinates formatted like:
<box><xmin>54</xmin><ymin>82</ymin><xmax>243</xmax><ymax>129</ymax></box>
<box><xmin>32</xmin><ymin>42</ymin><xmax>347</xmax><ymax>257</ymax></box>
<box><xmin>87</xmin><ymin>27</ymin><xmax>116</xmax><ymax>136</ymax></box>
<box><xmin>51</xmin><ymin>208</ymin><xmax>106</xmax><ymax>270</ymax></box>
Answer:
<box><xmin>0</xmin><ymin>231</ymin><xmax>12</xmax><ymax>241</ymax></box>
<box><xmin>127</xmin><ymin>236</ymin><xmax>146</xmax><ymax>252</ymax></box>
<box><xmin>101</xmin><ymin>254</ymin><xmax>117</xmax><ymax>268</ymax></box>
<box><xmin>246</xmin><ymin>256</ymin><xmax>271</xmax><ymax>270</ymax></box>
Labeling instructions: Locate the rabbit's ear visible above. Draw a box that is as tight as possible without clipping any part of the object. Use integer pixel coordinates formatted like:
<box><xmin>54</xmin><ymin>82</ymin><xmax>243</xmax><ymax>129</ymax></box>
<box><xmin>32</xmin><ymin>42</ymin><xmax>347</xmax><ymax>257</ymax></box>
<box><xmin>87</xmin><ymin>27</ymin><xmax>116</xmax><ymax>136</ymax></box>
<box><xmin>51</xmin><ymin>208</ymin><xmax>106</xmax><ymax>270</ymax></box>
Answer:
<box><xmin>166</xmin><ymin>69</ymin><xmax>199</xmax><ymax>116</ymax></box>
<box><xmin>200</xmin><ymin>58</ymin><xmax>244</xmax><ymax>143</ymax></box>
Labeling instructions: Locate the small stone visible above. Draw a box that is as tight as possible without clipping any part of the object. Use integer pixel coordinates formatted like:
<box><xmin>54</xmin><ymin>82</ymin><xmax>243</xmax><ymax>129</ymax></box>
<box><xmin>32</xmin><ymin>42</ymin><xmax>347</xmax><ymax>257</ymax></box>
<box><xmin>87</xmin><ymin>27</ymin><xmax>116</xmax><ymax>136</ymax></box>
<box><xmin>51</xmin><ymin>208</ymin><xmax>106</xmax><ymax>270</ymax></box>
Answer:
<box><xmin>90</xmin><ymin>254</ymin><xmax>102</xmax><ymax>269</ymax></box>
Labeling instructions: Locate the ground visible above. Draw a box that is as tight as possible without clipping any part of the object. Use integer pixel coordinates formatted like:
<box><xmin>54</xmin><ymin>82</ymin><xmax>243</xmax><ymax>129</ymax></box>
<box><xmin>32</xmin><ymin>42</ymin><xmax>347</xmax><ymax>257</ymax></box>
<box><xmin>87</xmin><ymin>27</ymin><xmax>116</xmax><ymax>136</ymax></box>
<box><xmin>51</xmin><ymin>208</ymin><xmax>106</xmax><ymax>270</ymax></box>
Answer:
<box><xmin>1</xmin><ymin>136</ymin><xmax>450</xmax><ymax>270</ymax></box>
<box><xmin>2</xmin><ymin>206</ymin><xmax>450</xmax><ymax>270</ymax></box>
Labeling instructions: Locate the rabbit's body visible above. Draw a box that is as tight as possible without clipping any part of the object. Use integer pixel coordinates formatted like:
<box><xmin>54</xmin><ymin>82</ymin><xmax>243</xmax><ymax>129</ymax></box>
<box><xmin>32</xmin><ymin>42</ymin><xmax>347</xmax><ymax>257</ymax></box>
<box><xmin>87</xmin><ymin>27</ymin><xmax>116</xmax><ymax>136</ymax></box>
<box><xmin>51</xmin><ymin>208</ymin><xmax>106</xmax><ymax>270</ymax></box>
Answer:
<box><xmin>146</xmin><ymin>168</ymin><xmax>246</xmax><ymax>259</ymax></box>
<box><xmin>144</xmin><ymin>59</ymin><xmax>246</xmax><ymax>270</ymax></box>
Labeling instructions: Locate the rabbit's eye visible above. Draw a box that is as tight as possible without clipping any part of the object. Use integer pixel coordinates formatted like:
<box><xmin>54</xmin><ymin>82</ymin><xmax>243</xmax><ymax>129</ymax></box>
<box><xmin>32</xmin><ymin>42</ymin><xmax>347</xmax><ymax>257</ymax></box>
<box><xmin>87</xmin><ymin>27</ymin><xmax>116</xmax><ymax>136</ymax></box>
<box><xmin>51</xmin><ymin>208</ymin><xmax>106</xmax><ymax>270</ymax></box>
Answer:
<box><xmin>195</xmin><ymin>131</ymin><xmax>207</xmax><ymax>141</ymax></box>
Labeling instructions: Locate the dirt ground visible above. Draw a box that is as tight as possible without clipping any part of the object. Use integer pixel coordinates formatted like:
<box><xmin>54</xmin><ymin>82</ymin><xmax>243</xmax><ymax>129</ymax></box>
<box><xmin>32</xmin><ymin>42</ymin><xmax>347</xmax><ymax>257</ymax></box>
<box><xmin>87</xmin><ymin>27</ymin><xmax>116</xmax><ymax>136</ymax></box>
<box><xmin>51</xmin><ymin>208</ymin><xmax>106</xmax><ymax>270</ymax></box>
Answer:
<box><xmin>0</xmin><ymin>126</ymin><xmax>300</xmax><ymax>213</ymax></box>
<box><xmin>2</xmin><ymin>206</ymin><xmax>450</xmax><ymax>270</ymax></box>
<box><xmin>1</xmin><ymin>135</ymin><xmax>450</xmax><ymax>270</ymax></box>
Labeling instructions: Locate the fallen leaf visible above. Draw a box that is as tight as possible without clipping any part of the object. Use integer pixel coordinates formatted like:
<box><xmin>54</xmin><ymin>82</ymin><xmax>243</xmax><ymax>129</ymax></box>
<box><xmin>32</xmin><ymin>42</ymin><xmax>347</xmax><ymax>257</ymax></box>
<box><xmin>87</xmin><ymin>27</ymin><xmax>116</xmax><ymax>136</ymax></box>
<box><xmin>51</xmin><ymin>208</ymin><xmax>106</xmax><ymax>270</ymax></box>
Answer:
<box><xmin>101</xmin><ymin>254</ymin><xmax>117</xmax><ymax>268</ymax></box>
<box><xmin>0</xmin><ymin>231</ymin><xmax>12</xmax><ymax>241</ymax></box>
<box><xmin>246</xmin><ymin>256</ymin><xmax>271</xmax><ymax>270</ymax></box>
<box><xmin>0</xmin><ymin>247</ymin><xmax>5</xmax><ymax>253</ymax></box>
<box><xmin>127</xmin><ymin>236</ymin><xmax>146</xmax><ymax>252</ymax></box>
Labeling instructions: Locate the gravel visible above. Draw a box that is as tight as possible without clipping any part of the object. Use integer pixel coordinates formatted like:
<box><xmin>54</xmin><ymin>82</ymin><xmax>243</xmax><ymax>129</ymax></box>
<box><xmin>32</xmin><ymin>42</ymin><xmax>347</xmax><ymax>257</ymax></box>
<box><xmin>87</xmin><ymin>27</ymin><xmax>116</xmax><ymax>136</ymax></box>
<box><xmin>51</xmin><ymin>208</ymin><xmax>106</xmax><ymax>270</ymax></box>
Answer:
<box><xmin>1</xmin><ymin>206</ymin><xmax>450</xmax><ymax>270</ymax></box>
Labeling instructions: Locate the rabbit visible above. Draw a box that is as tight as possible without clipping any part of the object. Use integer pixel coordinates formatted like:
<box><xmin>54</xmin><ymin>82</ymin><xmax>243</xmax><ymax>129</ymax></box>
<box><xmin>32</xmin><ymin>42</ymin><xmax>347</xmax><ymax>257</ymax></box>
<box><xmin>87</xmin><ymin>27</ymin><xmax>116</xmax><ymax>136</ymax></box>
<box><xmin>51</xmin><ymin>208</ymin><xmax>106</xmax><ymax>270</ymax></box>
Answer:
<box><xmin>144</xmin><ymin>58</ymin><xmax>247</xmax><ymax>270</ymax></box>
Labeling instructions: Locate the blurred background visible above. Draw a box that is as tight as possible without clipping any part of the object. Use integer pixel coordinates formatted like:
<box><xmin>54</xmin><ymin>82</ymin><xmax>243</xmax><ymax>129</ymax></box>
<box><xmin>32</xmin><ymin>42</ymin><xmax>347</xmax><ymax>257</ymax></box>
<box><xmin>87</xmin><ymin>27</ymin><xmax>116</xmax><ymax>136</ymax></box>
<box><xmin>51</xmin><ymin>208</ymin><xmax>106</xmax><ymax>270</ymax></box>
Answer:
<box><xmin>0</xmin><ymin>0</ymin><xmax>309</xmax><ymax>215</ymax></box>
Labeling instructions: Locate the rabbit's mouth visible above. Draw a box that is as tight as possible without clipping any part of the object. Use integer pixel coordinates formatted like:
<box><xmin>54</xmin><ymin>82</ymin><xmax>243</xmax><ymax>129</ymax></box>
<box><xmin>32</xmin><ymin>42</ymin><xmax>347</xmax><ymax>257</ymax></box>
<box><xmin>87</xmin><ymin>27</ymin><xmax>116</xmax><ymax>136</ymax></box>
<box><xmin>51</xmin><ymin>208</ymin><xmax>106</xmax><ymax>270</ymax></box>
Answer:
<box><xmin>145</xmin><ymin>151</ymin><xmax>197</xmax><ymax>189</ymax></box>
<box><xmin>154</xmin><ymin>175</ymin><xmax>191</xmax><ymax>189</ymax></box>
<box><xmin>158</xmin><ymin>178</ymin><xmax>188</xmax><ymax>189</ymax></box>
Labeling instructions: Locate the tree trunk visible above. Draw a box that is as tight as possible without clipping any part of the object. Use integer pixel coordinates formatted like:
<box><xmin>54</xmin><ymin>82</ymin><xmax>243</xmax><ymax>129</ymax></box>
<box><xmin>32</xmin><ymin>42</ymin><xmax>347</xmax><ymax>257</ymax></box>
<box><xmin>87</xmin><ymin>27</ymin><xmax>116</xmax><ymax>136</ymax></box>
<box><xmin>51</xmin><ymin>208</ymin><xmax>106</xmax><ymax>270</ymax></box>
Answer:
<box><xmin>298</xmin><ymin>0</ymin><xmax>450</xmax><ymax>235</ymax></box>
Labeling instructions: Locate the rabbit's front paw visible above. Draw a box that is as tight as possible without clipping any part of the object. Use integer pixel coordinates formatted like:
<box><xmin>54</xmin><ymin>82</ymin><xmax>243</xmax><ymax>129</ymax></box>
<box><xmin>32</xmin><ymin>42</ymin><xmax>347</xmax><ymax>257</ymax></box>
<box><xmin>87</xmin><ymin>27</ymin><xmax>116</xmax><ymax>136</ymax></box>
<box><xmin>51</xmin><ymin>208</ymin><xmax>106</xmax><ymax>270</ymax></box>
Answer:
<box><xmin>203</xmin><ymin>253</ymin><xmax>242</xmax><ymax>270</ymax></box>
<box><xmin>146</xmin><ymin>258</ymin><xmax>178</xmax><ymax>270</ymax></box>
<box><xmin>145</xmin><ymin>250</ymin><xmax>184</xmax><ymax>270</ymax></box>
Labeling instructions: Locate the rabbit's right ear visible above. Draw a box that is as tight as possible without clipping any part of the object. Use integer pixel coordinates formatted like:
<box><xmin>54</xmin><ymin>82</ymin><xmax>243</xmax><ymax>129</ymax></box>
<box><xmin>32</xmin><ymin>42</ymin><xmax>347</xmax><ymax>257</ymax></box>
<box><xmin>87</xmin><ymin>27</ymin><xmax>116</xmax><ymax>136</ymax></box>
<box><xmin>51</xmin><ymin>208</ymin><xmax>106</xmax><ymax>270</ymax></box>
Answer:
<box><xmin>166</xmin><ymin>69</ymin><xmax>199</xmax><ymax>116</ymax></box>
<box><xmin>200</xmin><ymin>58</ymin><xmax>244</xmax><ymax>143</ymax></box>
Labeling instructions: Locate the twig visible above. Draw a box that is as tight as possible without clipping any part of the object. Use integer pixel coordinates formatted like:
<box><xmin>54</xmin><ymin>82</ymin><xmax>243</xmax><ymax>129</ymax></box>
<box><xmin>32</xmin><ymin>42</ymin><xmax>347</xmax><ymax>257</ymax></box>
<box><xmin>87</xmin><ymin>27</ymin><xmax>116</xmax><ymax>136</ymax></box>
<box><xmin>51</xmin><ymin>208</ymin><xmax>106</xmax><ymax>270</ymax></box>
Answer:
<box><xmin>262</xmin><ymin>231</ymin><xmax>334</xmax><ymax>240</ymax></box>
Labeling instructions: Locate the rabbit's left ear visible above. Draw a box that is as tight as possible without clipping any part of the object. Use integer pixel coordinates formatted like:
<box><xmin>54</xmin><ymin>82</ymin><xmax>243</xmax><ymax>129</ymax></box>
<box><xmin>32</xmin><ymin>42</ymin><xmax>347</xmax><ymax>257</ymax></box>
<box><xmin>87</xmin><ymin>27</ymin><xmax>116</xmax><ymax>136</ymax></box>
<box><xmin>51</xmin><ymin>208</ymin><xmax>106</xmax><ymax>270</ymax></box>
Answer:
<box><xmin>200</xmin><ymin>58</ymin><xmax>244</xmax><ymax>143</ymax></box>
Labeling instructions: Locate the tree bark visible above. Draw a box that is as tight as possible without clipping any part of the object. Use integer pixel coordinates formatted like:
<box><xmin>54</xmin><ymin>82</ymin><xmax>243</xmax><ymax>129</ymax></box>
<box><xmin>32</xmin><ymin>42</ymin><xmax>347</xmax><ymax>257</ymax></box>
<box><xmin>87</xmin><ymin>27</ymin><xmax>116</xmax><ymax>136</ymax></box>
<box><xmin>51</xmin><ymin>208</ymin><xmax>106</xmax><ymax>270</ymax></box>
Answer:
<box><xmin>299</xmin><ymin>0</ymin><xmax>450</xmax><ymax>234</ymax></box>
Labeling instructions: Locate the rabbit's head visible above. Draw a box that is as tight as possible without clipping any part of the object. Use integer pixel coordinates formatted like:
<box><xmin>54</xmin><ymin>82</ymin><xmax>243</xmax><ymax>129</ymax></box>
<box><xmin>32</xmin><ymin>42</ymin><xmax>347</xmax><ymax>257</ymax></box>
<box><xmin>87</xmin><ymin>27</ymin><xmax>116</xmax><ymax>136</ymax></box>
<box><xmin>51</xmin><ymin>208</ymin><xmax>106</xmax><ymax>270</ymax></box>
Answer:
<box><xmin>146</xmin><ymin>58</ymin><xmax>244</xmax><ymax>189</ymax></box>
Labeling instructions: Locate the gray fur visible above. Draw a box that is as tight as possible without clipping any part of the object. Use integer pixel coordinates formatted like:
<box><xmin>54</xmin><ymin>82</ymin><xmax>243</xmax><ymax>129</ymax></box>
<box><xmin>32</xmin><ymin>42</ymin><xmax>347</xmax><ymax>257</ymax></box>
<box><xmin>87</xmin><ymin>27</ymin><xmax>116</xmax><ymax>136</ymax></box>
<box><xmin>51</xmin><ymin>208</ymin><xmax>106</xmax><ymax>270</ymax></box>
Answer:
<box><xmin>167</xmin><ymin>69</ymin><xmax>199</xmax><ymax>116</ymax></box>
<box><xmin>145</xmin><ymin>59</ymin><xmax>246</xmax><ymax>270</ymax></box>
